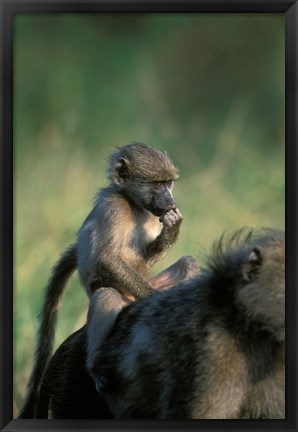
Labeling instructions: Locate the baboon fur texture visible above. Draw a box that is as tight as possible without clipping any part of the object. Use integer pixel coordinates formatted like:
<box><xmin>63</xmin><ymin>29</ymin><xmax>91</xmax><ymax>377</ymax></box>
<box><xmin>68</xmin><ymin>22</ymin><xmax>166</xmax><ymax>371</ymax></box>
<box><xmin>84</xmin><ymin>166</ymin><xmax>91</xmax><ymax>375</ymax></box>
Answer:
<box><xmin>90</xmin><ymin>229</ymin><xmax>285</xmax><ymax>419</ymax></box>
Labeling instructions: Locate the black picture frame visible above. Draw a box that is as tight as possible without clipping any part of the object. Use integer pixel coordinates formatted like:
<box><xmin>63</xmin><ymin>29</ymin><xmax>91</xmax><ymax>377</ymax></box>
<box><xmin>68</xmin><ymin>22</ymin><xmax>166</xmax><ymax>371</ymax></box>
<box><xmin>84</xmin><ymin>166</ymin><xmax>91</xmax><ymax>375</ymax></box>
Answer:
<box><xmin>0</xmin><ymin>1</ymin><xmax>296</xmax><ymax>431</ymax></box>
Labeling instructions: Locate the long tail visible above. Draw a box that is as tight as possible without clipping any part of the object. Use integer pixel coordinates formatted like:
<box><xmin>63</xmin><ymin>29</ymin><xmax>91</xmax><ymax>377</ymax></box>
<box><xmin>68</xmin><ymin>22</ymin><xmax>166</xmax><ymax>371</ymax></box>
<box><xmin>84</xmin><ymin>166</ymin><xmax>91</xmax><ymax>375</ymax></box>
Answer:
<box><xmin>18</xmin><ymin>243</ymin><xmax>77</xmax><ymax>418</ymax></box>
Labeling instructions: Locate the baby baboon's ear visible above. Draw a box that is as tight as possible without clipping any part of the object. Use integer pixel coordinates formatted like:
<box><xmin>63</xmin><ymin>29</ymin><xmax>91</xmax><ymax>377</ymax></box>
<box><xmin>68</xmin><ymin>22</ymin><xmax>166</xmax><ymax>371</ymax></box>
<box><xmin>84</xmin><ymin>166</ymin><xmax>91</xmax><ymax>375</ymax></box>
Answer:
<box><xmin>112</xmin><ymin>157</ymin><xmax>131</xmax><ymax>185</ymax></box>
<box><xmin>242</xmin><ymin>247</ymin><xmax>263</xmax><ymax>282</ymax></box>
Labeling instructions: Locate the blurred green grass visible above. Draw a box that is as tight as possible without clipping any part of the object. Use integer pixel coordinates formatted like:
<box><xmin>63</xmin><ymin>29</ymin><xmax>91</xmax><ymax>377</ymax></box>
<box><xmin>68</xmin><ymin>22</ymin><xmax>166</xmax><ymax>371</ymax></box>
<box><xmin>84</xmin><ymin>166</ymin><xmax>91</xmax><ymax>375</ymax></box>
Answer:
<box><xmin>14</xmin><ymin>13</ymin><xmax>284</xmax><ymax>413</ymax></box>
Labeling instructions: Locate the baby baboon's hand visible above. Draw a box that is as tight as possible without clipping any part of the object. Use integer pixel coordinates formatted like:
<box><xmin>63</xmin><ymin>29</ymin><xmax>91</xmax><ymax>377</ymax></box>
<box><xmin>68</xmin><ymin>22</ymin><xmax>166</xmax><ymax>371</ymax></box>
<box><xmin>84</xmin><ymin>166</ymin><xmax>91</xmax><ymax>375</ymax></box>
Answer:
<box><xmin>160</xmin><ymin>208</ymin><xmax>183</xmax><ymax>229</ymax></box>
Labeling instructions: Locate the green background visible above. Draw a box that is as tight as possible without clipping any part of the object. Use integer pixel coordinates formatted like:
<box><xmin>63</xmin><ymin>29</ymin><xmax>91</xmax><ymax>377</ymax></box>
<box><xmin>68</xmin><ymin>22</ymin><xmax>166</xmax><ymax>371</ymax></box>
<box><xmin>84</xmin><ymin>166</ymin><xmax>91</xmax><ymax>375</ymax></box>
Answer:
<box><xmin>14</xmin><ymin>13</ymin><xmax>285</xmax><ymax>414</ymax></box>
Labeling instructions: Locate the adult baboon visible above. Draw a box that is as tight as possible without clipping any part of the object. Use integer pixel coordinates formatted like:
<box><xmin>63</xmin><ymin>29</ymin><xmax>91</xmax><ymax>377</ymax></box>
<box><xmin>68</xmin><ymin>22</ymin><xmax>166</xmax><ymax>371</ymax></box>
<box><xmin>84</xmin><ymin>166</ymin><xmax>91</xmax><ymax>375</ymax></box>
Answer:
<box><xmin>20</xmin><ymin>143</ymin><xmax>193</xmax><ymax>418</ymax></box>
<box><xmin>88</xmin><ymin>229</ymin><xmax>285</xmax><ymax>419</ymax></box>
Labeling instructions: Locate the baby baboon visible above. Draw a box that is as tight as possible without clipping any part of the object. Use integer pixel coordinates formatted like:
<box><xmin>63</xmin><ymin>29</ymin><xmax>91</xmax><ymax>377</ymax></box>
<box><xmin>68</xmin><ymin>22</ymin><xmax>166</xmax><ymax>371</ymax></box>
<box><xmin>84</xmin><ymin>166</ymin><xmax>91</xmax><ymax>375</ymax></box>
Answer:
<box><xmin>88</xmin><ymin>229</ymin><xmax>285</xmax><ymax>419</ymax></box>
<box><xmin>35</xmin><ymin>256</ymin><xmax>200</xmax><ymax>419</ymax></box>
<box><xmin>20</xmin><ymin>142</ymin><xmax>192</xmax><ymax>418</ymax></box>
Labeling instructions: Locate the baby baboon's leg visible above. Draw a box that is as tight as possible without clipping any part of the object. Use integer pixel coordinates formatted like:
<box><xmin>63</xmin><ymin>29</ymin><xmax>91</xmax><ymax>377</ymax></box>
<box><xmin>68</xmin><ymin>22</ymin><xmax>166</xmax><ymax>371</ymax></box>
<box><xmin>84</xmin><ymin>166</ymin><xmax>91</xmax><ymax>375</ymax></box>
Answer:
<box><xmin>149</xmin><ymin>256</ymin><xmax>200</xmax><ymax>290</ymax></box>
<box><xmin>86</xmin><ymin>288</ymin><xmax>125</xmax><ymax>375</ymax></box>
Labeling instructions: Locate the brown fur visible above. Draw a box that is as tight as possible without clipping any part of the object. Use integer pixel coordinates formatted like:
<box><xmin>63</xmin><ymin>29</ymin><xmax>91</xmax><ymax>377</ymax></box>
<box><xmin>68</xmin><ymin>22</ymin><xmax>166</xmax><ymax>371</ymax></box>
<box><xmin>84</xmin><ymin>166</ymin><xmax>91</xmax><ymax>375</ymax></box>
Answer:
<box><xmin>239</xmin><ymin>343</ymin><xmax>285</xmax><ymax>419</ymax></box>
<box><xmin>191</xmin><ymin>325</ymin><xmax>248</xmax><ymax>419</ymax></box>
